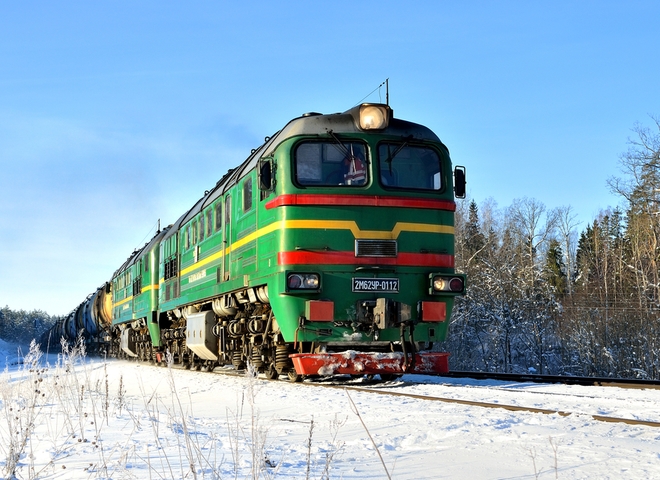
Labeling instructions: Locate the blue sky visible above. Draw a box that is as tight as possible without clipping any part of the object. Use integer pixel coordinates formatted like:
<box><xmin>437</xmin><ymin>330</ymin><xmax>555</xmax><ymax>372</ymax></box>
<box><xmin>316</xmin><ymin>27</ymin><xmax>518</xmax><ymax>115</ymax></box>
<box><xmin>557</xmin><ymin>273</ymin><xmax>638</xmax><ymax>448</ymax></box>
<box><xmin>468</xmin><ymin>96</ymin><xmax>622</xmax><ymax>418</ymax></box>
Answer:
<box><xmin>1</xmin><ymin>1</ymin><xmax>659</xmax><ymax>315</ymax></box>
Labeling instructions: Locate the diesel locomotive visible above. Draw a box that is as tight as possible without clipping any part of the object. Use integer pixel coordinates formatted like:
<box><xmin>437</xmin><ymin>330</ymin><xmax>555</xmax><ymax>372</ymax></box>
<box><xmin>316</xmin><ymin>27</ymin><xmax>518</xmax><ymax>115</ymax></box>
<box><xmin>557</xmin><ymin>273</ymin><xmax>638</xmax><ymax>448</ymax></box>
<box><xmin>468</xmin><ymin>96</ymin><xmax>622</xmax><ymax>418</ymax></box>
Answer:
<box><xmin>44</xmin><ymin>103</ymin><xmax>466</xmax><ymax>380</ymax></box>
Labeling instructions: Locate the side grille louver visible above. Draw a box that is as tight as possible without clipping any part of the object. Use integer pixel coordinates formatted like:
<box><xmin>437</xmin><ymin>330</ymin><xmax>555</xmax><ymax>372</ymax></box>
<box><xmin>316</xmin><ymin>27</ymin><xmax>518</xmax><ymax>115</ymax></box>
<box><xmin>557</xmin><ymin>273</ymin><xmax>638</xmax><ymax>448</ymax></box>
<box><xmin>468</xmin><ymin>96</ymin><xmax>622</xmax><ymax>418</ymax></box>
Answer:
<box><xmin>355</xmin><ymin>239</ymin><xmax>398</xmax><ymax>257</ymax></box>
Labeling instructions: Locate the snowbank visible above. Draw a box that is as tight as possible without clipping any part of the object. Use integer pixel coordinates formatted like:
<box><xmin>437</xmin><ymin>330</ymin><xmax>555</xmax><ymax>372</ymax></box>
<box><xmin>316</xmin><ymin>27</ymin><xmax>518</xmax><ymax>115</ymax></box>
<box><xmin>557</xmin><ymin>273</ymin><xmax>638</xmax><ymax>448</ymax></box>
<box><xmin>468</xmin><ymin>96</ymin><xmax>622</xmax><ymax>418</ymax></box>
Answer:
<box><xmin>1</xmin><ymin>348</ymin><xmax>660</xmax><ymax>479</ymax></box>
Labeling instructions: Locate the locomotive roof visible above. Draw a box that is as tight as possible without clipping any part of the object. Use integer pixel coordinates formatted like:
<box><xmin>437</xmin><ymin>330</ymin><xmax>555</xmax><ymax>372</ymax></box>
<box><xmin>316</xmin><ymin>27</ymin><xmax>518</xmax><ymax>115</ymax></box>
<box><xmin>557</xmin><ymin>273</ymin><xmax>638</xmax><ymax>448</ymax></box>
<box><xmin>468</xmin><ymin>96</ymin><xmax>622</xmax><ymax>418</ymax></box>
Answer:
<box><xmin>260</xmin><ymin>106</ymin><xmax>442</xmax><ymax>157</ymax></box>
<box><xmin>112</xmin><ymin>226</ymin><xmax>171</xmax><ymax>279</ymax></box>
<box><xmin>160</xmin><ymin>104</ymin><xmax>444</xmax><ymax>244</ymax></box>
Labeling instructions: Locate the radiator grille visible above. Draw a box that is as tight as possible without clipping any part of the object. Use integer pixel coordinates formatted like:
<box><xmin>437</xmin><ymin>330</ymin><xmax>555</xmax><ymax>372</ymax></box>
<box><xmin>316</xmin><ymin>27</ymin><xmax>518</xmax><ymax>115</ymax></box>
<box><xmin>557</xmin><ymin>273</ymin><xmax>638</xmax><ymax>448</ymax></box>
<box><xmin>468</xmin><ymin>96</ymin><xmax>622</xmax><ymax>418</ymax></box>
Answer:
<box><xmin>355</xmin><ymin>239</ymin><xmax>397</xmax><ymax>257</ymax></box>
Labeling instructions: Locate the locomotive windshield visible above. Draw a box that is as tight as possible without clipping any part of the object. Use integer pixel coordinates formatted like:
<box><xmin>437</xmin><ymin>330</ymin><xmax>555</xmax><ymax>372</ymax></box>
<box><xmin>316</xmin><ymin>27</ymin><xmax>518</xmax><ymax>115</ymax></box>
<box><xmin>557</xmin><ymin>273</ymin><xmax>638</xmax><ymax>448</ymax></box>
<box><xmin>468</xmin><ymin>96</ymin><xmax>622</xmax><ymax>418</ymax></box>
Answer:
<box><xmin>378</xmin><ymin>143</ymin><xmax>442</xmax><ymax>190</ymax></box>
<box><xmin>294</xmin><ymin>141</ymin><xmax>368</xmax><ymax>186</ymax></box>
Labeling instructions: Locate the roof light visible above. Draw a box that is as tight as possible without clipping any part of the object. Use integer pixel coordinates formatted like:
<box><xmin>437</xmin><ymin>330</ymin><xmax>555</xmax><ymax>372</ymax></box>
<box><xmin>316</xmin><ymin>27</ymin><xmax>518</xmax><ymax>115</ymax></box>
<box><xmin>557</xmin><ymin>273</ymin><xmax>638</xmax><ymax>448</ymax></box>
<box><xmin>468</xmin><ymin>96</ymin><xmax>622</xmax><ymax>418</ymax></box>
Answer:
<box><xmin>359</xmin><ymin>105</ymin><xmax>389</xmax><ymax>130</ymax></box>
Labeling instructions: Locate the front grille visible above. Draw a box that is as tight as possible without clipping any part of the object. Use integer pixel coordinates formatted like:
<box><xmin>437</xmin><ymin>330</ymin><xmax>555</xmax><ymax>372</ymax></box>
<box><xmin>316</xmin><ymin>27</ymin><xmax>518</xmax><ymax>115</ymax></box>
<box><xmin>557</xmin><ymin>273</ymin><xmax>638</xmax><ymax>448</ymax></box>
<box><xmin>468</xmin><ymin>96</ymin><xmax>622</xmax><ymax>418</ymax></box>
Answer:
<box><xmin>355</xmin><ymin>239</ymin><xmax>397</xmax><ymax>257</ymax></box>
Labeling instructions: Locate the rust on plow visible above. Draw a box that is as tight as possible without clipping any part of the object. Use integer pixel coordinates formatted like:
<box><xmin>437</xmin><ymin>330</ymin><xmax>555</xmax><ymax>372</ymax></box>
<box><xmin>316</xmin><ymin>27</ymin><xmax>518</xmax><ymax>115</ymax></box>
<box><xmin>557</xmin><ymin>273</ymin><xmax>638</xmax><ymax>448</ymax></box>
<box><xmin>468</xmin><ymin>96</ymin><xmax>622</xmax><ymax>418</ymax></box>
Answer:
<box><xmin>290</xmin><ymin>351</ymin><xmax>449</xmax><ymax>376</ymax></box>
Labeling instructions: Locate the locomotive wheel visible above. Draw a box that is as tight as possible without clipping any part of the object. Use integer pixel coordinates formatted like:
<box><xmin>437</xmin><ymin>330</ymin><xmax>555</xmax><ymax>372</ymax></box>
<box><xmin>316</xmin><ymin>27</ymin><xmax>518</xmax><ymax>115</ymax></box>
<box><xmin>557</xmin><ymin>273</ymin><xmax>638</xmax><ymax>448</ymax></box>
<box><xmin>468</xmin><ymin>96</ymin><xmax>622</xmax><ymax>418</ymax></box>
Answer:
<box><xmin>264</xmin><ymin>363</ymin><xmax>279</xmax><ymax>380</ymax></box>
<box><xmin>287</xmin><ymin>370</ymin><xmax>302</xmax><ymax>383</ymax></box>
<box><xmin>379</xmin><ymin>373</ymin><xmax>402</xmax><ymax>382</ymax></box>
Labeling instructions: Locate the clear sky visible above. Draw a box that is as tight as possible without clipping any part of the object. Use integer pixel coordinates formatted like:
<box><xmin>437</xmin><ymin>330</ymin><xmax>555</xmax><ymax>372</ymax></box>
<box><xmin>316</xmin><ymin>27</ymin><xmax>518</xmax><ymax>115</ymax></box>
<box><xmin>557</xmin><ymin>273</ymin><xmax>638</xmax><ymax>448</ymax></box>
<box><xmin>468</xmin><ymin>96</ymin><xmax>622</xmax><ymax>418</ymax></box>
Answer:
<box><xmin>1</xmin><ymin>1</ymin><xmax>659</xmax><ymax>315</ymax></box>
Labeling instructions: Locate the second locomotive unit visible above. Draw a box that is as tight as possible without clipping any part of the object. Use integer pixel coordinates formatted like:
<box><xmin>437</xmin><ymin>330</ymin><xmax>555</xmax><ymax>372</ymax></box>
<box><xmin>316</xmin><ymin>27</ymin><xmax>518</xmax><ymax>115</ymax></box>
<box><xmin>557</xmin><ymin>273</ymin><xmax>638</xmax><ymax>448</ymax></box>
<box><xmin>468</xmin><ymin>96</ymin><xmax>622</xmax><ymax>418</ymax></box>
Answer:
<box><xmin>51</xmin><ymin>103</ymin><xmax>466</xmax><ymax>380</ymax></box>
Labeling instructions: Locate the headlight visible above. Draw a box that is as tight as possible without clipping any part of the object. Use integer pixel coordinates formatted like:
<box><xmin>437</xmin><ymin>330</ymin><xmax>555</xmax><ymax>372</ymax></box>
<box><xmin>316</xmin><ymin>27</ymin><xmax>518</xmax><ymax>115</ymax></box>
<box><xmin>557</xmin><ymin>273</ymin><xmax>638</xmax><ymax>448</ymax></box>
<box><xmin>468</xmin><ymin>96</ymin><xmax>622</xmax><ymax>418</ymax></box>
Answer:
<box><xmin>430</xmin><ymin>275</ymin><xmax>465</xmax><ymax>294</ymax></box>
<box><xmin>433</xmin><ymin>277</ymin><xmax>447</xmax><ymax>291</ymax></box>
<box><xmin>359</xmin><ymin>104</ymin><xmax>389</xmax><ymax>130</ymax></box>
<box><xmin>287</xmin><ymin>273</ymin><xmax>320</xmax><ymax>290</ymax></box>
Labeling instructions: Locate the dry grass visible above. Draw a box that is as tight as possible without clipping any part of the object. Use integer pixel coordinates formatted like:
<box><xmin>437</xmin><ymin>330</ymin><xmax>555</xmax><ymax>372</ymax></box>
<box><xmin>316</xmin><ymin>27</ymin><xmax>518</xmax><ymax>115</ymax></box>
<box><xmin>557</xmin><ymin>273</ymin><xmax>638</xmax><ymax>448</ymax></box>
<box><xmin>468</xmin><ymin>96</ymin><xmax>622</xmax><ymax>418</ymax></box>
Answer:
<box><xmin>0</xmin><ymin>341</ymin><xmax>347</xmax><ymax>479</ymax></box>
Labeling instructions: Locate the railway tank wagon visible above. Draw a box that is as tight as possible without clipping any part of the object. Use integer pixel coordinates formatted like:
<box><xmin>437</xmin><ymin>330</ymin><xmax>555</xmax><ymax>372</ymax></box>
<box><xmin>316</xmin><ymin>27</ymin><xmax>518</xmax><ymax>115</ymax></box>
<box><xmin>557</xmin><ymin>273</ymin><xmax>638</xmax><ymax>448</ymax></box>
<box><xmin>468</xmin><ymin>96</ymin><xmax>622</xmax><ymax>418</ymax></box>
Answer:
<box><xmin>45</xmin><ymin>103</ymin><xmax>466</xmax><ymax>380</ymax></box>
<box><xmin>40</xmin><ymin>281</ymin><xmax>113</xmax><ymax>352</ymax></box>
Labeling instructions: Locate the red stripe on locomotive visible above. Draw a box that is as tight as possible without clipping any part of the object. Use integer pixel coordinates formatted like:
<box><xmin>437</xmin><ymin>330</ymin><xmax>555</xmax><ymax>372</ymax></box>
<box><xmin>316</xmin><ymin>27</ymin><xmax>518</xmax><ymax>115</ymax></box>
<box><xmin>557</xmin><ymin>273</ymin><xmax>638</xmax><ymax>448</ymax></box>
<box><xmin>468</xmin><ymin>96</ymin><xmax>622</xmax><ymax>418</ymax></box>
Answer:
<box><xmin>266</xmin><ymin>194</ymin><xmax>456</xmax><ymax>211</ymax></box>
<box><xmin>278</xmin><ymin>251</ymin><xmax>455</xmax><ymax>268</ymax></box>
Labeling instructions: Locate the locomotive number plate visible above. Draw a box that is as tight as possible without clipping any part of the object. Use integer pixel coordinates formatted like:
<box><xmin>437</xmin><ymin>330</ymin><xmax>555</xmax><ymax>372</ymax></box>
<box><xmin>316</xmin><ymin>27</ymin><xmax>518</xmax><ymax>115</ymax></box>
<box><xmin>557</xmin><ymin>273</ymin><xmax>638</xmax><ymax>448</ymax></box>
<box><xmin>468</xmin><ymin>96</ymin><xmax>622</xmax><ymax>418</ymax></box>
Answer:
<box><xmin>352</xmin><ymin>278</ymin><xmax>399</xmax><ymax>293</ymax></box>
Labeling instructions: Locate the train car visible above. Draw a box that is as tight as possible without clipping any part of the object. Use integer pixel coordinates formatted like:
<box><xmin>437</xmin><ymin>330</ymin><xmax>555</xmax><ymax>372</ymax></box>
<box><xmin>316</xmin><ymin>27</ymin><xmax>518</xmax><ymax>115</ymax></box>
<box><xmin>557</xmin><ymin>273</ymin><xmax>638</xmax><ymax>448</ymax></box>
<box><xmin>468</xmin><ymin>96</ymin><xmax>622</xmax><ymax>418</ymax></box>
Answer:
<box><xmin>46</xmin><ymin>103</ymin><xmax>466</xmax><ymax>380</ymax></box>
<box><xmin>111</xmin><ymin>229</ymin><xmax>169</xmax><ymax>360</ymax></box>
<box><xmin>40</xmin><ymin>281</ymin><xmax>112</xmax><ymax>352</ymax></box>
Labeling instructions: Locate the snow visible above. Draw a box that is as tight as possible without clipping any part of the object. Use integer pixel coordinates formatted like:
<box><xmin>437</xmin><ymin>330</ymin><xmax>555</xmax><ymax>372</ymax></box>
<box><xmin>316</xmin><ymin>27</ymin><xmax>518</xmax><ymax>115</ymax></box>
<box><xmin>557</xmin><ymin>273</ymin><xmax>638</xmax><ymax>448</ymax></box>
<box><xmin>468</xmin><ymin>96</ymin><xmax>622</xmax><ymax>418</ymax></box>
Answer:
<box><xmin>2</xmin><ymin>341</ymin><xmax>660</xmax><ymax>479</ymax></box>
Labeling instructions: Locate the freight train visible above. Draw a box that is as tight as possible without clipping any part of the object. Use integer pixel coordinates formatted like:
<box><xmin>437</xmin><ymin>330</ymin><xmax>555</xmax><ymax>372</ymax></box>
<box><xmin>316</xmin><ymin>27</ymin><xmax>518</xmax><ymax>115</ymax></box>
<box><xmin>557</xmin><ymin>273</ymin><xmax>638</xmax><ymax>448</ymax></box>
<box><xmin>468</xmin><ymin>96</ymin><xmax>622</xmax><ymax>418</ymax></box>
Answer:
<box><xmin>42</xmin><ymin>103</ymin><xmax>466</xmax><ymax>381</ymax></box>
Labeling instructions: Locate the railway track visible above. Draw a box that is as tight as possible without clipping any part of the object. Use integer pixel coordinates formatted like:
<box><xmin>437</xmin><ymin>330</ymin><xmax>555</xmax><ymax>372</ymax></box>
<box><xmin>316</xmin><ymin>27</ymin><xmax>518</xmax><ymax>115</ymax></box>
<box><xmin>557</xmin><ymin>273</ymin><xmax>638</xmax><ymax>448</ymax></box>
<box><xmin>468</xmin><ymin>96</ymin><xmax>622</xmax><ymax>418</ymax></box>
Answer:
<box><xmin>142</xmin><ymin>360</ymin><xmax>660</xmax><ymax>428</ymax></box>
<box><xmin>328</xmin><ymin>383</ymin><xmax>660</xmax><ymax>428</ymax></box>
<box><xmin>292</xmin><ymin>372</ymin><xmax>660</xmax><ymax>429</ymax></box>
<box><xmin>436</xmin><ymin>370</ymin><xmax>660</xmax><ymax>389</ymax></box>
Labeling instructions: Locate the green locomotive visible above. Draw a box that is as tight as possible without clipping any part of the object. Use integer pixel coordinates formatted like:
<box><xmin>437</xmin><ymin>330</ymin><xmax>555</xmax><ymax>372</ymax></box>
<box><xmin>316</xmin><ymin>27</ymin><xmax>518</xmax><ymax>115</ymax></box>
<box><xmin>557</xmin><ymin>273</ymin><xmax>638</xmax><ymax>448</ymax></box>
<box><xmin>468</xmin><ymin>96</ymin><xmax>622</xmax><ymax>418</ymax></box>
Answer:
<box><xmin>50</xmin><ymin>103</ymin><xmax>466</xmax><ymax>380</ymax></box>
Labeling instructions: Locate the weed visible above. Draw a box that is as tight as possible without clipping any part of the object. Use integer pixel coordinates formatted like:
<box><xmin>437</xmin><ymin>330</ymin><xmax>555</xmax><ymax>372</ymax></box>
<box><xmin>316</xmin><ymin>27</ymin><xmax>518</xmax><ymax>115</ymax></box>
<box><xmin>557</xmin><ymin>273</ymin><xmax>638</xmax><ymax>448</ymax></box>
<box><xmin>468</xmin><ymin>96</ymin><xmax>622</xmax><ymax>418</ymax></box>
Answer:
<box><xmin>0</xmin><ymin>342</ymin><xmax>350</xmax><ymax>480</ymax></box>
<box><xmin>345</xmin><ymin>388</ymin><xmax>391</xmax><ymax>480</ymax></box>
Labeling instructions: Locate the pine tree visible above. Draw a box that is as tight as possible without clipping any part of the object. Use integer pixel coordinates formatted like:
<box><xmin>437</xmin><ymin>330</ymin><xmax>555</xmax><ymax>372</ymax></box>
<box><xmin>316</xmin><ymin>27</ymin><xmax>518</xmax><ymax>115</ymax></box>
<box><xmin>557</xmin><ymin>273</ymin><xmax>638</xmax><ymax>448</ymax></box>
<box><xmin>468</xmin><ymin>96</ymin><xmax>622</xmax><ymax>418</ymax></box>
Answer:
<box><xmin>544</xmin><ymin>239</ymin><xmax>566</xmax><ymax>295</ymax></box>
<box><xmin>465</xmin><ymin>200</ymin><xmax>486</xmax><ymax>262</ymax></box>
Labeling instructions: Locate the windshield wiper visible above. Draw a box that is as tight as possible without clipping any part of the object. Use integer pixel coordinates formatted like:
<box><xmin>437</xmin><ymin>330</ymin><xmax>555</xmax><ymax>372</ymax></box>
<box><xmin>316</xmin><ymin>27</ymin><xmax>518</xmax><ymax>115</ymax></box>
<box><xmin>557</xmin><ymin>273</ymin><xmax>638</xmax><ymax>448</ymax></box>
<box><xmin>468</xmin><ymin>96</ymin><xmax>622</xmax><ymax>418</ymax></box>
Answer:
<box><xmin>384</xmin><ymin>136</ymin><xmax>412</xmax><ymax>174</ymax></box>
<box><xmin>326</xmin><ymin>129</ymin><xmax>352</xmax><ymax>157</ymax></box>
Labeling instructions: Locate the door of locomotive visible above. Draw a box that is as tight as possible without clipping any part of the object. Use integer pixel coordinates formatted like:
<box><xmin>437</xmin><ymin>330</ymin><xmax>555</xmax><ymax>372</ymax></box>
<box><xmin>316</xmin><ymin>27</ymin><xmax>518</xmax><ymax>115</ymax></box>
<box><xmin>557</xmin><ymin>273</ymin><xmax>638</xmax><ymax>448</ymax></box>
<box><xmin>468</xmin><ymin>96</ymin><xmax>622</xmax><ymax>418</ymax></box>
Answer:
<box><xmin>160</xmin><ymin>230</ymin><xmax>180</xmax><ymax>303</ymax></box>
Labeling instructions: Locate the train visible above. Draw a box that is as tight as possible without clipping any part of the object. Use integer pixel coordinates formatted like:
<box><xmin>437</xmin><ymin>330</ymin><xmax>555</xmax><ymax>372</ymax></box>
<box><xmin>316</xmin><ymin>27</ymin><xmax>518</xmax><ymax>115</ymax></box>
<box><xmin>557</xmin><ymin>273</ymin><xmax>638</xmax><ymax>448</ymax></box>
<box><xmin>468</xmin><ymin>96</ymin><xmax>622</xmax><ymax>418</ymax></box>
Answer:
<box><xmin>42</xmin><ymin>102</ymin><xmax>466</xmax><ymax>381</ymax></box>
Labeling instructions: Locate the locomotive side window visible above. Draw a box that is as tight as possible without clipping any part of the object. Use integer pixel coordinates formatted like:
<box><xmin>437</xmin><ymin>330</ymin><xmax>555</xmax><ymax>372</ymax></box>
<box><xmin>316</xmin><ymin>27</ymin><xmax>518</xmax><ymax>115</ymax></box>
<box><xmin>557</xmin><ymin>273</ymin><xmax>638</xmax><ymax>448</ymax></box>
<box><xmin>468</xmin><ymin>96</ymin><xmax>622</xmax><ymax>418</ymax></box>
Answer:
<box><xmin>225</xmin><ymin>195</ymin><xmax>231</xmax><ymax>225</ymax></box>
<box><xmin>378</xmin><ymin>143</ymin><xmax>442</xmax><ymax>191</ymax></box>
<box><xmin>206</xmin><ymin>209</ymin><xmax>212</xmax><ymax>237</ymax></box>
<box><xmin>214</xmin><ymin>201</ymin><xmax>222</xmax><ymax>232</ymax></box>
<box><xmin>243</xmin><ymin>178</ymin><xmax>253</xmax><ymax>212</ymax></box>
<box><xmin>294</xmin><ymin>141</ymin><xmax>368</xmax><ymax>186</ymax></box>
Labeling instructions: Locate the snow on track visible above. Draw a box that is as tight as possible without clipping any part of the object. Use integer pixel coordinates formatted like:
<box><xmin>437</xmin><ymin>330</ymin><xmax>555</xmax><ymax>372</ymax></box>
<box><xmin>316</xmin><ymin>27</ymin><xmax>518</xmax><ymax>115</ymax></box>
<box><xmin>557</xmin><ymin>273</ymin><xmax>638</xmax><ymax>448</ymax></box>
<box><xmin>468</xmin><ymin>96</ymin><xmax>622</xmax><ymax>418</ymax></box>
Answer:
<box><xmin>372</xmin><ymin>374</ymin><xmax>660</xmax><ymax>425</ymax></box>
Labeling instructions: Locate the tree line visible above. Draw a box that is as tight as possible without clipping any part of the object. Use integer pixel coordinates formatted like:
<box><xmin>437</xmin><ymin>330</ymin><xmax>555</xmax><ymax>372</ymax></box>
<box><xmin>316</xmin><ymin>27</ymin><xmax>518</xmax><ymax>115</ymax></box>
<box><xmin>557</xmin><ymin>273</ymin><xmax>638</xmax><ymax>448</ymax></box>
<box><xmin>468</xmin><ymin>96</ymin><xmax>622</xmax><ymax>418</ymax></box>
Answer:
<box><xmin>0</xmin><ymin>306</ymin><xmax>58</xmax><ymax>345</ymax></box>
<box><xmin>443</xmin><ymin>117</ymin><xmax>660</xmax><ymax>378</ymax></box>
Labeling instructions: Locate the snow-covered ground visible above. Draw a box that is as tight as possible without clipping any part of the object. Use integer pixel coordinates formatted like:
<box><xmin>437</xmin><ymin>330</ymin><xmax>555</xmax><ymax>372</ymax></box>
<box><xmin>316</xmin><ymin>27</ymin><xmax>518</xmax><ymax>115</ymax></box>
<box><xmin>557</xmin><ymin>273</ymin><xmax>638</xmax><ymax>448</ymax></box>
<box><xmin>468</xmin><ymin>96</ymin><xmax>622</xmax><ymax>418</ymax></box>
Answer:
<box><xmin>1</xmin><ymin>340</ymin><xmax>660</xmax><ymax>479</ymax></box>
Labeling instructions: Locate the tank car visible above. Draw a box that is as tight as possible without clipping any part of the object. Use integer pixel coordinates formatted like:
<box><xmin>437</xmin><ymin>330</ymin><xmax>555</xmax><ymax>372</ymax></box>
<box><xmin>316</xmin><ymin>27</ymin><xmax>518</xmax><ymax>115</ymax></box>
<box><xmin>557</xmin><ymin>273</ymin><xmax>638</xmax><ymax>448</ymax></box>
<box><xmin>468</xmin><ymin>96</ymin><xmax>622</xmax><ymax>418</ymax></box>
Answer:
<box><xmin>40</xmin><ymin>281</ymin><xmax>112</xmax><ymax>352</ymax></box>
<box><xmin>48</xmin><ymin>103</ymin><xmax>466</xmax><ymax>380</ymax></box>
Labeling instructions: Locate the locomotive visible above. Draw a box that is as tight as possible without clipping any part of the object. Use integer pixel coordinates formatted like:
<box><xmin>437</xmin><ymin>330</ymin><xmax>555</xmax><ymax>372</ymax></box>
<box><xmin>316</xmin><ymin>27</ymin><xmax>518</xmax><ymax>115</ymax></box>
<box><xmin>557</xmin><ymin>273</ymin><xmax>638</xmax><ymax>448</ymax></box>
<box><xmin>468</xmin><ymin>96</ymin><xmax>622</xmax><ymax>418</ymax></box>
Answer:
<box><xmin>43</xmin><ymin>103</ymin><xmax>466</xmax><ymax>381</ymax></box>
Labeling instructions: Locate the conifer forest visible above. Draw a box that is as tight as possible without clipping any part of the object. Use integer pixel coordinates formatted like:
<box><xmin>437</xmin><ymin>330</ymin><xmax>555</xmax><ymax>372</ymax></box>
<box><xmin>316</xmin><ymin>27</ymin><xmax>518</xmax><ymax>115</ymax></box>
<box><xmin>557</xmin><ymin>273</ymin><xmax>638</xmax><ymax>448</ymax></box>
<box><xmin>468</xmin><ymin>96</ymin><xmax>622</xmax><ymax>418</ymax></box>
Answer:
<box><xmin>443</xmin><ymin>118</ymin><xmax>660</xmax><ymax>378</ymax></box>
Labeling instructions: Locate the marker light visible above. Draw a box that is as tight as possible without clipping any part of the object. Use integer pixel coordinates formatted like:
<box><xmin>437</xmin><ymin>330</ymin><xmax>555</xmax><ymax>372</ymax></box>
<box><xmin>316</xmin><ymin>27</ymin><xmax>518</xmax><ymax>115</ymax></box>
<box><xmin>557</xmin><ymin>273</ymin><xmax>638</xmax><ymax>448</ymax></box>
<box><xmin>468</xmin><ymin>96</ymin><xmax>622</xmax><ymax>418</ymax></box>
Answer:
<box><xmin>431</xmin><ymin>275</ymin><xmax>465</xmax><ymax>294</ymax></box>
<box><xmin>359</xmin><ymin>105</ymin><xmax>389</xmax><ymax>130</ymax></box>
